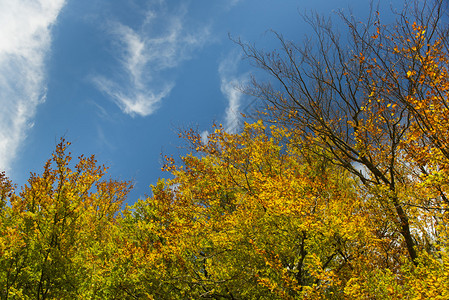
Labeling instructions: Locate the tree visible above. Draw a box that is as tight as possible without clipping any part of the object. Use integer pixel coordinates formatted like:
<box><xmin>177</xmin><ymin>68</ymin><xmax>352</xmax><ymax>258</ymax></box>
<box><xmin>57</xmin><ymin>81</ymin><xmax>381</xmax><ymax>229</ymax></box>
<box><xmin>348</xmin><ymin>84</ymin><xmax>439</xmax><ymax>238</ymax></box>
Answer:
<box><xmin>0</xmin><ymin>139</ymin><xmax>132</xmax><ymax>299</ymax></box>
<box><xmin>121</xmin><ymin>121</ymin><xmax>379</xmax><ymax>298</ymax></box>
<box><xmin>237</xmin><ymin>0</ymin><xmax>448</xmax><ymax>267</ymax></box>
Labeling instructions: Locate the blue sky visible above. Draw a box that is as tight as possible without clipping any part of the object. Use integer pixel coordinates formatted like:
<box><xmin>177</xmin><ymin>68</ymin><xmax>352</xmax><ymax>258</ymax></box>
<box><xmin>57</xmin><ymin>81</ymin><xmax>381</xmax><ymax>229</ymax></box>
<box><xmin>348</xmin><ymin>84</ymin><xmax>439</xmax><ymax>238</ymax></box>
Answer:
<box><xmin>0</xmin><ymin>0</ymin><xmax>402</xmax><ymax>203</ymax></box>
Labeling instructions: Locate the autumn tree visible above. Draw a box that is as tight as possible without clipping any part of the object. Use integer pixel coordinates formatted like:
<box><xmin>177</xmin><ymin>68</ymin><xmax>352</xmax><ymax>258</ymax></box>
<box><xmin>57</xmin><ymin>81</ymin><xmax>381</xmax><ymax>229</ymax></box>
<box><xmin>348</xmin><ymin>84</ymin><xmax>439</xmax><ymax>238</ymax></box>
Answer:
<box><xmin>113</xmin><ymin>121</ymin><xmax>381</xmax><ymax>299</ymax></box>
<box><xmin>0</xmin><ymin>139</ymin><xmax>132</xmax><ymax>299</ymax></box>
<box><xmin>237</xmin><ymin>0</ymin><xmax>448</xmax><ymax>268</ymax></box>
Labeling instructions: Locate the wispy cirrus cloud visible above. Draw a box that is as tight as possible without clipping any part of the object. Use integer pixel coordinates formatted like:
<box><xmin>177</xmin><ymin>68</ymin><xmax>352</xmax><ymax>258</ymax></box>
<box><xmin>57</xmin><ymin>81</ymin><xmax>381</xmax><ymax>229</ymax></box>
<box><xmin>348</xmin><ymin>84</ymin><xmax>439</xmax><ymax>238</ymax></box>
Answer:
<box><xmin>228</xmin><ymin>0</ymin><xmax>244</xmax><ymax>8</ymax></box>
<box><xmin>93</xmin><ymin>4</ymin><xmax>210</xmax><ymax>117</ymax></box>
<box><xmin>218</xmin><ymin>51</ymin><xmax>248</xmax><ymax>133</ymax></box>
<box><xmin>0</xmin><ymin>0</ymin><xmax>66</xmax><ymax>171</ymax></box>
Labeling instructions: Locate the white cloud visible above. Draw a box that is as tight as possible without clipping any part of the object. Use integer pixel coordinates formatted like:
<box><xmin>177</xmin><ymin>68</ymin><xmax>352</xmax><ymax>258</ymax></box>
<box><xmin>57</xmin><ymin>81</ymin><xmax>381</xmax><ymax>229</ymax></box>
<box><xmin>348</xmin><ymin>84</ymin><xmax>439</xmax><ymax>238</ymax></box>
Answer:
<box><xmin>222</xmin><ymin>0</ymin><xmax>244</xmax><ymax>11</ymax></box>
<box><xmin>200</xmin><ymin>130</ymin><xmax>209</xmax><ymax>144</ymax></box>
<box><xmin>229</xmin><ymin>0</ymin><xmax>243</xmax><ymax>8</ymax></box>
<box><xmin>93</xmin><ymin>4</ymin><xmax>210</xmax><ymax>117</ymax></box>
<box><xmin>0</xmin><ymin>0</ymin><xmax>66</xmax><ymax>171</ymax></box>
<box><xmin>218</xmin><ymin>51</ymin><xmax>248</xmax><ymax>133</ymax></box>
